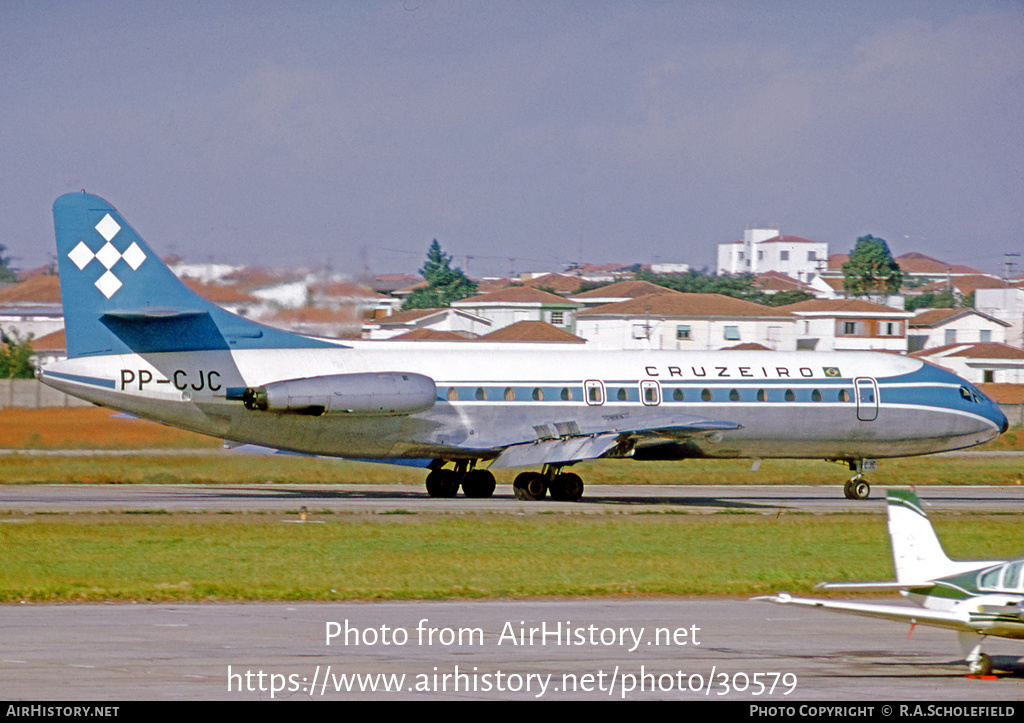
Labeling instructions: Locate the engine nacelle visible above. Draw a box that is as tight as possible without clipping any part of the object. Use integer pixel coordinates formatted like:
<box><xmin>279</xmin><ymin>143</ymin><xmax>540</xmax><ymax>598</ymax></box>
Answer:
<box><xmin>242</xmin><ymin>372</ymin><xmax>436</xmax><ymax>416</ymax></box>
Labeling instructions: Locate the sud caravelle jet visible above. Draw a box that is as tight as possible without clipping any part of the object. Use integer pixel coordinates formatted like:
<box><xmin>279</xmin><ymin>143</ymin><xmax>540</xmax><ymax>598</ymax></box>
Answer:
<box><xmin>41</xmin><ymin>193</ymin><xmax>1007</xmax><ymax>502</ymax></box>
<box><xmin>756</xmin><ymin>489</ymin><xmax>1024</xmax><ymax>676</ymax></box>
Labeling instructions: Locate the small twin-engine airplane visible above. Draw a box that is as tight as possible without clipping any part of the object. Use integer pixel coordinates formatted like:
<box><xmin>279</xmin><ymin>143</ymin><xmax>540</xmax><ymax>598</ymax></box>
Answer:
<box><xmin>41</xmin><ymin>193</ymin><xmax>1007</xmax><ymax>501</ymax></box>
<box><xmin>757</xmin><ymin>489</ymin><xmax>1023</xmax><ymax>676</ymax></box>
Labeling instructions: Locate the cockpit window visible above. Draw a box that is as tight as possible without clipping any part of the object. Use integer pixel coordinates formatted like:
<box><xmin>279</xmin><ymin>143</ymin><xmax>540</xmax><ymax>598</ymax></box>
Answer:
<box><xmin>979</xmin><ymin>565</ymin><xmax>1002</xmax><ymax>589</ymax></box>
<box><xmin>1004</xmin><ymin>561</ymin><xmax>1022</xmax><ymax>589</ymax></box>
<box><xmin>959</xmin><ymin>385</ymin><xmax>985</xmax><ymax>404</ymax></box>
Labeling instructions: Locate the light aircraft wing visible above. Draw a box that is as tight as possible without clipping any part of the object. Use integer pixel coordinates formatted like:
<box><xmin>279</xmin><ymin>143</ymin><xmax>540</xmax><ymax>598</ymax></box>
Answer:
<box><xmin>754</xmin><ymin>593</ymin><xmax>977</xmax><ymax>634</ymax></box>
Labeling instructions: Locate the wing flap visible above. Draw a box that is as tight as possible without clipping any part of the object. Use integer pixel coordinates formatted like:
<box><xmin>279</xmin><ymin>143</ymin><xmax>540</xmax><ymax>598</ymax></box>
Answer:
<box><xmin>488</xmin><ymin>434</ymin><xmax>620</xmax><ymax>469</ymax></box>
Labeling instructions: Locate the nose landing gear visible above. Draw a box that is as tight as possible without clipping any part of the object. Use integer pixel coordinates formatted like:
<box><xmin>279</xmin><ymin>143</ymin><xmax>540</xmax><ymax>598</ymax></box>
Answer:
<box><xmin>842</xmin><ymin>459</ymin><xmax>877</xmax><ymax>500</ymax></box>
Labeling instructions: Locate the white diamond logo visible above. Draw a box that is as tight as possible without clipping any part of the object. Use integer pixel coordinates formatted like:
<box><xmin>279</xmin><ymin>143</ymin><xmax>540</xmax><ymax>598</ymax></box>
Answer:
<box><xmin>95</xmin><ymin>214</ymin><xmax>121</xmax><ymax>242</ymax></box>
<box><xmin>121</xmin><ymin>242</ymin><xmax>146</xmax><ymax>270</ymax></box>
<box><xmin>95</xmin><ymin>242</ymin><xmax>122</xmax><ymax>270</ymax></box>
<box><xmin>69</xmin><ymin>241</ymin><xmax>95</xmax><ymax>270</ymax></box>
<box><xmin>94</xmin><ymin>270</ymin><xmax>123</xmax><ymax>299</ymax></box>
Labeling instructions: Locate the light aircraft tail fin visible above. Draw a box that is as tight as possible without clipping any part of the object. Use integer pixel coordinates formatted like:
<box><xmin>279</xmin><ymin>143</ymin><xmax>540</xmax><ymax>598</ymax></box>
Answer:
<box><xmin>886</xmin><ymin>488</ymin><xmax>966</xmax><ymax>583</ymax></box>
<box><xmin>52</xmin><ymin>192</ymin><xmax>336</xmax><ymax>358</ymax></box>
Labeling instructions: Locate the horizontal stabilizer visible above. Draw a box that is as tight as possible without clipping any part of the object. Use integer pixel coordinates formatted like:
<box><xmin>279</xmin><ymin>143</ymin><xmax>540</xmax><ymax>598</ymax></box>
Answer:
<box><xmin>101</xmin><ymin>310</ymin><xmax>229</xmax><ymax>352</ymax></box>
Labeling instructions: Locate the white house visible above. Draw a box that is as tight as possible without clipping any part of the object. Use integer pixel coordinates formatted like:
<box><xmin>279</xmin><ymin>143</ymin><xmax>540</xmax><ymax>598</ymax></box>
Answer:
<box><xmin>907</xmin><ymin>308</ymin><xmax>1009</xmax><ymax>352</ymax></box>
<box><xmin>782</xmin><ymin>299</ymin><xmax>912</xmax><ymax>352</ymax></box>
<box><xmin>913</xmin><ymin>343</ymin><xmax>1024</xmax><ymax>385</ymax></box>
<box><xmin>717</xmin><ymin>229</ymin><xmax>828</xmax><ymax>283</ymax></box>
<box><xmin>450</xmin><ymin>287</ymin><xmax>580</xmax><ymax>332</ymax></box>
<box><xmin>974</xmin><ymin>285</ymin><xmax>1024</xmax><ymax>348</ymax></box>
<box><xmin>574</xmin><ymin>292</ymin><xmax>796</xmax><ymax>351</ymax></box>
<box><xmin>361</xmin><ymin>307</ymin><xmax>493</xmax><ymax>340</ymax></box>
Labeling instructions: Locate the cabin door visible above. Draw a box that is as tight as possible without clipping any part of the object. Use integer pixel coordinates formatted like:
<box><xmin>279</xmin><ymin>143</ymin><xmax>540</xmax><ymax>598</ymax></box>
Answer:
<box><xmin>854</xmin><ymin>377</ymin><xmax>879</xmax><ymax>422</ymax></box>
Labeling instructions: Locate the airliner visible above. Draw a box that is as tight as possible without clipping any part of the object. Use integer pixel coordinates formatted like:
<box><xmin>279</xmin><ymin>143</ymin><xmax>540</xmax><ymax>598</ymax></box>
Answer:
<box><xmin>40</xmin><ymin>193</ymin><xmax>1008</xmax><ymax>502</ymax></box>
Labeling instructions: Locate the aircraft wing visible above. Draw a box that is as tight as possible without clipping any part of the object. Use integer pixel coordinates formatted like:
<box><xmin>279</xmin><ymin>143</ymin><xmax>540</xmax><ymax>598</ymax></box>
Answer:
<box><xmin>486</xmin><ymin>416</ymin><xmax>742</xmax><ymax>469</ymax></box>
<box><xmin>754</xmin><ymin>593</ymin><xmax>977</xmax><ymax>634</ymax></box>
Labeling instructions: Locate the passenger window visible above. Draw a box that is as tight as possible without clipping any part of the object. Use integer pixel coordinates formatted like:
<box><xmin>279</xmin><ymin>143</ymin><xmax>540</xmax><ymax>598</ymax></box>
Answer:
<box><xmin>785</xmin><ymin>389</ymin><xmax>795</xmax><ymax>402</ymax></box>
<box><xmin>504</xmin><ymin>387</ymin><xmax>516</xmax><ymax>401</ymax></box>
<box><xmin>673</xmin><ymin>388</ymin><xmax>684</xmax><ymax>402</ymax></box>
<box><xmin>757</xmin><ymin>389</ymin><xmax>766</xmax><ymax>402</ymax></box>
<box><xmin>838</xmin><ymin>389</ymin><xmax>850</xmax><ymax>402</ymax></box>
<box><xmin>701</xmin><ymin>389</ymin><xmax>712</xmax><ymax>402</ymax></box>
<box><xmin>729</xmin><ymin>389</ymin><xmax>740</xmax><ymax>402</ymax></box>
<box><xmin>561</xmin><ymin>387</ymin><xmax>571</xmax><ymax>401</ymax></box>
<box><xmin>532</xmin><ymin>388</ymin><xmax>544</xmax><ymax>401</ymax></box>
<box><xmin>617</xmin><ymin>388</ymin><xmax>627</xmax><ymax>402</ymax></box>
<box><xmin>475</xmin><ymin>387</ymin><xmax>486</xmax><ymax>401</ymax></box>
<box><xmin>811</xmin><ymin>390</ymin><xmax>822</xmax><ymax>402</ymax></box>
<box><xmin>447</xmin><ymin>387</ymin><xmax>458</xmax><ymax>402</ymax></box>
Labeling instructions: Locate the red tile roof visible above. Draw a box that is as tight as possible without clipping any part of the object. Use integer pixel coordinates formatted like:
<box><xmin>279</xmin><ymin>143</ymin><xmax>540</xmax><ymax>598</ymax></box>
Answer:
<box><xmin>781</xmin><ymin>299</ymin><xmax>906</xmax><ymax>314</ymax></box>
<box><xmin>0</xmin><ymin>275</ymin><xmax>62</xmax><ymax>303</ymax></box>
<box><xmin>389</xmin><ymin>329</ymin><xmax>478</xmax><ymax>341</ymax></box>
<box><xmin>895</xmin><ymin>252</ymin><xmax>981</xmax><ymax>275</ymax></box>
<box><xmin>478</xmin><ymin>320</ymin><xmax>585</xmax><ymax>343</ymax></box>
<box><xmin>572</xmin><ymin>280</ymin><xmax>677</xmax><ymax>300</ymax></box>
<box><xmin>455</xmin><ymin>286</ymin><xmax>576</xmax><ymax>305</ymax></box>
<box><xmin>577</xmin><ymin>293</ymin><xmax>792</xmax><ymax>318</ymax></box>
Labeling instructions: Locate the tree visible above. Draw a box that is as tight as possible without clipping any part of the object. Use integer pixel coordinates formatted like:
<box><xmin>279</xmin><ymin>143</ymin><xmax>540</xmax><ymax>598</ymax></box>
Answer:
<box><xmin>0</xmin><ymin>244</ymin><xmax>17</xmax><ymax>284</ymax></box>
<box><xmin>402</xmin><ymin>240</ymin><xmax>478</xmax><ymax>310</ymax></box>
<box><xmin>635</xmin><ymin>267</ymin><xmax>769</xmax><ymax>303</ymax></box>
<box><xmin>0</xmin><ymin>330</ymin><xmax>35</xmax><ymax>379</ymax></box>
<box><xmin>842</xmin><ymin>236</ymin><xmax>903</xmax><ymax>300</ymax></box>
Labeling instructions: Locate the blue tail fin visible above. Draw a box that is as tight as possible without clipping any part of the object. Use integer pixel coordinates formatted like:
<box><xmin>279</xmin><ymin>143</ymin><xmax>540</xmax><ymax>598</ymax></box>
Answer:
<box><xmin>53</xmin><ymin>192</ymin><xmax>337</xmax><ymax>358</ymax></box>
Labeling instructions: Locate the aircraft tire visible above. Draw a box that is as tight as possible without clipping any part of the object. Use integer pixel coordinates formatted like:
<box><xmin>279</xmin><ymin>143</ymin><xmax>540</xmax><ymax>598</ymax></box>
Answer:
<box><xmin>970</xmin><ymin>653</ymin><xmax>993</xmax><ymax>676</ymax></box>
<box><xmin>549</xmin><ymin>473</ymin><xmax>584</xmax><ymax>502</ymax></box>
<box><xmin>513</xmin><ymin>472</ymin><xmax>547</xmax><ymax>501</ymax></box>
<box><xmin>425</xmin><ymin>469</ymin><xmax>460</xmax><ymax>498</ymax></box>
<box><xmin>462</xmin><ymin>469</ymin><xmax>496</xmax><ymax>498</ymax></box>
<box><xmin>851</xmin><ymin>480</ymin><xmax>870</xmax><ymax>500</ymax></box>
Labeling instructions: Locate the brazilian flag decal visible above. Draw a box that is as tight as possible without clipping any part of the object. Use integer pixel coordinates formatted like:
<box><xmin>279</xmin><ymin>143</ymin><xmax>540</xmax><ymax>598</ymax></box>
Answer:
<box><xmin>823</xmin><ymin>367</ymin><xmax>841</xmax><ymax>377</ymax></box>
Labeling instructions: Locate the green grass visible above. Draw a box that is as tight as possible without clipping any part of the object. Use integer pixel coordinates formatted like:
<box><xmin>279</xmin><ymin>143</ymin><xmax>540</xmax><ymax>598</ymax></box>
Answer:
<box><xmin>2</xmin><ymin>512</ymin><xmax>1022</xmax><ymax>603</ymax></box>
<box><xmin>0</xmin><ymin>453</ymin><xmax>1020</xmax><ymax>488</ymax></box>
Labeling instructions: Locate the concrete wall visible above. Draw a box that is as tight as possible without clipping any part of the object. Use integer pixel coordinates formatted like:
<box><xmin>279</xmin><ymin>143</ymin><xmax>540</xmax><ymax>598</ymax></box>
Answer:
<box><xmin>0</xmin><ymin>379</ymin><xmax>92</xmax><ymax>408</ymax></box>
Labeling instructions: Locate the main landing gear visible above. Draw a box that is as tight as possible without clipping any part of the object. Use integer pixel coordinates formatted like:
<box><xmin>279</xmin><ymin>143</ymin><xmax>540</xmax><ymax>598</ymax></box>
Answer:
<box><xmin>512</xmin><ymin>464</ymin><xmax>584</xmax><ymax>502</ymax></box>
<box><xmin>424</xmin><ymin>462</ymin><xmax>496</xmax><ymax>499</ymax></box>
<box><xmin>423</xmin><ymin>461</ymin><xmax>585</xmax><ymax>501</ymax></box>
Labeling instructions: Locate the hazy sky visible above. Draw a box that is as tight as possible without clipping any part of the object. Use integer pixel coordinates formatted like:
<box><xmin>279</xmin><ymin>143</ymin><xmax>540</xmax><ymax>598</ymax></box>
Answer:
<box><xmin>3</xmin><ymin>1</ymin><xmax>1022</xmax><ymax>278</ymax></box>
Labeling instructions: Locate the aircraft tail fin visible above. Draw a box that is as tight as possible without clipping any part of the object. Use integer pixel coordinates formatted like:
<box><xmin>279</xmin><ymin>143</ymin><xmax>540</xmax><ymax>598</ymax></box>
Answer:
<box><xmin>52</xmin><ymin>192</ymin><xmax>337</xmax><ymax>358</ymax></box>
<box><xmin>886</xmin><ymin>489</ymin><xmax>964</xmax><ymax>583</ymax></box>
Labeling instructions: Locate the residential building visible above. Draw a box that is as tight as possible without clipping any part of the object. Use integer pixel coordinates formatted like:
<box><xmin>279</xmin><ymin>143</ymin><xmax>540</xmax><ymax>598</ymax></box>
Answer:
<box><xmin>907</xmin><ymin>308</ymin><xmax>1009</xmax><ymax>352</ymax></box>
<box><xmin>574</xmin><ymin>292</ymin><xmax>796</xmax><ymax>350</ymax></box>
<box><xmin>361</xmin><ymin>307</ymin><xmax>492</xmax><ymax>340</ymax></box>
<box><xmin>783</xmin><ymin>299</ymin><xmax>912</xmax><ymax>352</ymax></box>
<box><xmin>717</xmin><ymin>229</ymin><xmax>828</xmax><ymax>283</ymax></box>
<box><xmin>450</xmin><ymin>287</ymin><xmax>580</xmax><ymax>332</ymax></box>
<box><xmin>913</xmin><ymin>343</ymin><xmax>1024</xmax><ymax>385</ymax></box>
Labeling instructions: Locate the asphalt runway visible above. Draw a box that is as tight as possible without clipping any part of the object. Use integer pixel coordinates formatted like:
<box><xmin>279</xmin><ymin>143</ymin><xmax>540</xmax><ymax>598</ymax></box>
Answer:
<box><xmin>2</xmin><ymin>599</ymin><xmax>1022</xmax><ymax>701</ymax></box>
<box><xmin>4</xmin><ymin>483</ymin><xmax>1023</xmax><ymax>701</ymax></box>
<box><xmin>2</xmin><ymin>482</ymin><xmax>1023</xmax><ymax>514</ymax></box>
